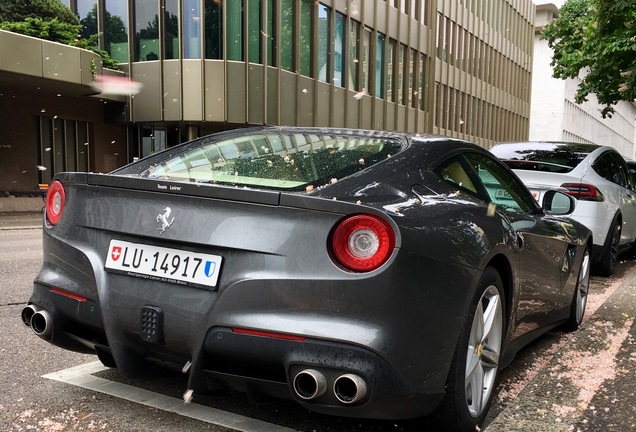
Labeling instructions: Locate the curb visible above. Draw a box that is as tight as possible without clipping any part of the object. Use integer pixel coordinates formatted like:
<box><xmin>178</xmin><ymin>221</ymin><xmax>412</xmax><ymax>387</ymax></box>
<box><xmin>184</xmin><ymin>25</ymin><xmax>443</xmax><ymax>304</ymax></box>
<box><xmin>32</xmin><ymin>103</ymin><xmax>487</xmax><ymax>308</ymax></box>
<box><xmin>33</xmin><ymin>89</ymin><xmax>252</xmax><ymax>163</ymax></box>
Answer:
<box><xmin>0</xmin><ymin>212</ymin><xmax>43</xmax><ymax>231</ymax></box>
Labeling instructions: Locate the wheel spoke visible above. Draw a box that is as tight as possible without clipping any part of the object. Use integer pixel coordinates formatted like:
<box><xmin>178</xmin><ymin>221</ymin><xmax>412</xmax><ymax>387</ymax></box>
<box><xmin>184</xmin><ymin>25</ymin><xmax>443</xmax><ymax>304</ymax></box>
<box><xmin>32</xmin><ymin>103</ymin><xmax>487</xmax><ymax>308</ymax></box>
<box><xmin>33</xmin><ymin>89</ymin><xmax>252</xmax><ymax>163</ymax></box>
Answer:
<box><xmin>576</xmin><ymin>251</ymin><xmax>590</xmax><ymax>322</ymax></box>
<box><xmin>480</xmin><ymin>345</ymin><xmax>500</xmax><ymax>368</ymax></box>
<box><xmin>465</xmin><ymin>359</ymin><xmax>485</xmax><ymax>415</ymax></box>
<box><xmin>482</xmin><ymin>293</ymin><xmax>500</xmax><ymax>342</ymax></box>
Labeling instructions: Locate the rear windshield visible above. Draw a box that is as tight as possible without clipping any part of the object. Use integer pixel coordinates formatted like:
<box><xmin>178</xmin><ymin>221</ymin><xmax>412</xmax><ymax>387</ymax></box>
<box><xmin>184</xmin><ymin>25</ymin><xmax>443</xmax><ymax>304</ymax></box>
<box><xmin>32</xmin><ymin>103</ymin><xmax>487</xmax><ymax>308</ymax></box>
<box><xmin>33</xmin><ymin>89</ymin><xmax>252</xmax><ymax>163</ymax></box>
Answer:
<box><xmin>122</xmin><ymin>132</ymin><xmax>402</xmax><ymax>191</ymax></box>
<box><xmin>492</xmin><ymin>143</ymin><xmax>596</xmax><ymax>174</ymax></box>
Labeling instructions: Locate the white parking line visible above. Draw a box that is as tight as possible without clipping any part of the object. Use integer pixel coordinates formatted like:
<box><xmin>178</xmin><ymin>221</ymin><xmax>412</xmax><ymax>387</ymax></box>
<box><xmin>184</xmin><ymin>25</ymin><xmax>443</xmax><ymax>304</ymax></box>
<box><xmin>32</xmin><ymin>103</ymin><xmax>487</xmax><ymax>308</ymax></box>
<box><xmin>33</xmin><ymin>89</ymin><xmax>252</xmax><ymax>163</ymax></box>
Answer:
<box><xmin>43</xmin><ymin>361</ymin><xmax>299</xmax><ymax>432</ymax></box>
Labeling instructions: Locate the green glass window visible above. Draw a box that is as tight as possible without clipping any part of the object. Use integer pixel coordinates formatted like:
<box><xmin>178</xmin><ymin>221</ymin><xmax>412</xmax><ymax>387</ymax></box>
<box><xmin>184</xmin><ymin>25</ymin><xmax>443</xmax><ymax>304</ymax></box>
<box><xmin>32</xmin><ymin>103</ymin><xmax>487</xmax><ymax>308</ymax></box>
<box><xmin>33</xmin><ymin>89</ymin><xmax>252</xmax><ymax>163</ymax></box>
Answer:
<box><xmin>134</xmin><ymin>0</ymin><xmax>159</xmax><ymax>61</ymax></box>
<box><xmin>334</xmin><ymin>11</ymin><xmax>345</xmax><ymax>87</ymax></box>
<box><xmin>104</xmin><ymin>0</ymin><xmax>129</xmax><ymax>63</ymax></box>
<box><xmin>375</xmin><ymin>33</ymin><xmax>385</xmax><ymax>99</ymax></box>
<box><xmin>164</xmin><ymin>0</ymin><xmax>179</xmax><ymax>59</ymax></box>
<box><xmin>299</xmin><ymin>0</ymin><xmax>313</xmax><ymax>77</ymax></box>
<box><xmin>227</xmin><ymin>0</ymin><xmax>243</xmax><ymax>61</ymax></box>
<box><xmin>266</xmin><ymin>0</ymin><xmax>276</xmax><ymax>66</ymax></box>
<box><xmin>348</xmin><ymin>20</ymin><xmax>360</xmax><ymax>91</ymax></box>
<box><xmin>409</xmin><ymin>48</ymin><xmax>416</xmax><ymax>108</ymax></box>
<box><xmin>318</xmin><ymin>4</ymin><xmax>330</xmax><ymax>82</ymax></box>
<box><xmin>77</xmin><ymin>1</ymin><xmax>97</xmax><ymax>42</ymax></box>
<box><xmin>248</xmin><ymin>0</ymin><xmax>262</xmax><ymax>63</ymax></box>
<box><xmin>205</xmin><ymin>0</ymin><xmax>223</xmax><ymax>59</ymax></box>
<box><xmin>280</xmin><ymin>0</ymin><xmax>293</xmax><ymax>71</ymax></box>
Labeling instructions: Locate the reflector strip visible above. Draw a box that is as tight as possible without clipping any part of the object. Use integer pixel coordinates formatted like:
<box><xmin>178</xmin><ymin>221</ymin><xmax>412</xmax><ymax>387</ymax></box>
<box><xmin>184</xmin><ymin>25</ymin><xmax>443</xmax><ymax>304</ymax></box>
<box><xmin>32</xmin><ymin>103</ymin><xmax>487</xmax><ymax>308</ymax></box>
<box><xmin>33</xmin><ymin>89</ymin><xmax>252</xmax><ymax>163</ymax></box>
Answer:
<box><xmin>50</xmin><ymin>287</ymin><xmax>87</xmax><ymax>302</ymax></box>
<box><xmin>231</xmin><ymin>328</ymin><xmax>305</xmax><ymax>341</ymax></box>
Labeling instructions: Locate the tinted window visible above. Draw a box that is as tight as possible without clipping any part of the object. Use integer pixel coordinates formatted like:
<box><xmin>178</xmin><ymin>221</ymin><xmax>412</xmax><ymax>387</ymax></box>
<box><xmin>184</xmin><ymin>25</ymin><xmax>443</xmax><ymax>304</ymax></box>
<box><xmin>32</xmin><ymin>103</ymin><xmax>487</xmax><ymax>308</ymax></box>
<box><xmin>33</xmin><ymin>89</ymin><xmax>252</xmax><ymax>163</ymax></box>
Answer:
<box><xmin>436</xmin><ymin>153</ymin><xmax>537</xmax><ymax>214</ymax></box>
<box><xmin>492</xmin><ymin>143</ymin><xmax>597</xmax><ymax>173</ymax></box>
<box><xmin>466</xmin><ymin>153</ymin><xmax>536</xmax><ymax>214</ymax></box>
<box><xmin>611</xmin><ymin>152</ymin><xmax>634</xmax><ymax>189</ymax></box>
<box><xmin>436</xmin><ymin>156</ymin><xmax>480</xmax><ymax>195</ymax></box>
<box><xmin>122</xmin><ymin>132</ymin><xmax>403</xmax><ymax>191</ymax></box>
<box><xmin>593</xmin><ymin>151</ymin><xmax>631</xmax><ymax>188</ymax></box>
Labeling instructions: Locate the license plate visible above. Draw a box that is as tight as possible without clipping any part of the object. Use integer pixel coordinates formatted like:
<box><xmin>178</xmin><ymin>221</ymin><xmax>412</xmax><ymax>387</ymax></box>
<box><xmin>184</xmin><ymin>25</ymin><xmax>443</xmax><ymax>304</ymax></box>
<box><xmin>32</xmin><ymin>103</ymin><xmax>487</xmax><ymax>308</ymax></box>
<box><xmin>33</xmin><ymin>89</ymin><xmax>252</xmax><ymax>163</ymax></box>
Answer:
<box><xmin>105</xmin><ymin>239</ymin><xmax>222</xmax><ymax>288</ymax></box>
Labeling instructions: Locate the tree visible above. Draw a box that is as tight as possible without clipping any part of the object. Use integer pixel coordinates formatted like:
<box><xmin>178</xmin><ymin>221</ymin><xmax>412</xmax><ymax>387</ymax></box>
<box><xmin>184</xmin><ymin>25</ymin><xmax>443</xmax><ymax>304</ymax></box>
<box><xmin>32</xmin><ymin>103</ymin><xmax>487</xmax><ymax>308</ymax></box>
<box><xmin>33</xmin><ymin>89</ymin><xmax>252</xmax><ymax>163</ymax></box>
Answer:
<box><xmin>0</xmin><ymin>17</ymin><xmax>79</xmax><ymax>44</ymax></box>
<box><xmin>0</xmin><ymin>0</ymin><xmax>78</xmax><ymax>25</ymax></box>
<box><xmin>541</xmin><ymin>0</ymin><xmax>636</xmax><ymax>117</ymax></box>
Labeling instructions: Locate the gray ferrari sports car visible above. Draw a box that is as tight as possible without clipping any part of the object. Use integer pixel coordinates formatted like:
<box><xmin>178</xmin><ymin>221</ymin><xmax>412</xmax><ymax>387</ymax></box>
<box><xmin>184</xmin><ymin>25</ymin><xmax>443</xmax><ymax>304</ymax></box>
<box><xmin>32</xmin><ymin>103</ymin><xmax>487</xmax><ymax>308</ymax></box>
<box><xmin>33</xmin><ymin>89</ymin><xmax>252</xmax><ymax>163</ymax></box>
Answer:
<box><xmin>23</xmin><ymin>127</ymin><xmax>591</xmax><ymax>431</ymax></box>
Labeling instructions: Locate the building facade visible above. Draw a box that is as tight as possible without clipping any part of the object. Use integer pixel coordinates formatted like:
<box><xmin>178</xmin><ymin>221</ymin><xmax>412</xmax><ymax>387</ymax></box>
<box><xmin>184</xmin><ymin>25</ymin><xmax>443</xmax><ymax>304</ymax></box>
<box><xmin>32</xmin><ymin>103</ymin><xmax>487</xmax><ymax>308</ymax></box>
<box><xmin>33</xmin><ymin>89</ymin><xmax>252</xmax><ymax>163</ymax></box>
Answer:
<box><xmin>530</xmin><ymin>3</ymin><xmax>636</xmax><ymax>158</ymax></box>
<box><xmin>1</xmin><ymin>0</ymin><xmax>535</xmax><ymax>209</ymax></box>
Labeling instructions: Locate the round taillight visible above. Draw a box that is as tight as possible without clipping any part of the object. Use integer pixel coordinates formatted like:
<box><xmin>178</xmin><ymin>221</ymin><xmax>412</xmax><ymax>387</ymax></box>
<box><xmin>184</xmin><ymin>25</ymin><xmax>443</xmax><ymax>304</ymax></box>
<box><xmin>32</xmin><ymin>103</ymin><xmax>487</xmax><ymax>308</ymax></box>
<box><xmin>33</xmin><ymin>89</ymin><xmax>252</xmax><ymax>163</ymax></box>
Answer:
<box><xmin>331</xmin><ymin>214</ymin><xmax>396</xmax><ymax>272</ymax></box>
<box><xmin>46</xmin><ymin>181</ymin><xmax>66</xmax><ymax>225</ymax></box>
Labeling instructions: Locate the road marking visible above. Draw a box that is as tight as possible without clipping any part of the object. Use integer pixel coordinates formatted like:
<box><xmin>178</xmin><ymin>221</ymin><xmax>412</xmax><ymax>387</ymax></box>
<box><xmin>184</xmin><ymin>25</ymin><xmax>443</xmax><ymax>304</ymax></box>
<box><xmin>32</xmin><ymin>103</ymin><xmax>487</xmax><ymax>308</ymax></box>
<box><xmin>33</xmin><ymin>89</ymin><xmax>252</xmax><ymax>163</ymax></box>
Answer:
<box><xmin>43</xmin><ymin>361</ymin><xmax>298</xmax><ymax>432</ymax></box>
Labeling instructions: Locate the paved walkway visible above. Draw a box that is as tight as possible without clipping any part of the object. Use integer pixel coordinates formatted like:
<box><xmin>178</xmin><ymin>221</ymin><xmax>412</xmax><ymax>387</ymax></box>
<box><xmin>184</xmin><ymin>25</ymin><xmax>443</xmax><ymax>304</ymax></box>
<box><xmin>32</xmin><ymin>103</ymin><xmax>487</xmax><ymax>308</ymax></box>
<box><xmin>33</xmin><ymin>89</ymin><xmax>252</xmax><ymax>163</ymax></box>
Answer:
<box><xmin>485</xmin><ymin>266</ymin><xmax>636</xmax><ymax>431</ymax></box>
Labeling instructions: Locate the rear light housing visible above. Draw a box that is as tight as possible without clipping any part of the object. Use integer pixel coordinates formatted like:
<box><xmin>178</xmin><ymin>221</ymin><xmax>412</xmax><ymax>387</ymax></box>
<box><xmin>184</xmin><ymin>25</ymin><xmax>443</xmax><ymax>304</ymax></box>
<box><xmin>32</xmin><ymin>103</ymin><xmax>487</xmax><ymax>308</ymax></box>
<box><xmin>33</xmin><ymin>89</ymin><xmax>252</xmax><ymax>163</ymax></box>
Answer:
<box><xmin>330</xmin><ymin>214</ymin><xmax>396</xmax><ymax>272</ymax></box>
<box><xmin>45</xmin><ymin>180</ymin><xmax>66</xmax><ymax>225</ymax></box>
<box><xmin>560</xmin><ymin>183</ymin><xmax>604</xmax><ymax>202</ymax></box>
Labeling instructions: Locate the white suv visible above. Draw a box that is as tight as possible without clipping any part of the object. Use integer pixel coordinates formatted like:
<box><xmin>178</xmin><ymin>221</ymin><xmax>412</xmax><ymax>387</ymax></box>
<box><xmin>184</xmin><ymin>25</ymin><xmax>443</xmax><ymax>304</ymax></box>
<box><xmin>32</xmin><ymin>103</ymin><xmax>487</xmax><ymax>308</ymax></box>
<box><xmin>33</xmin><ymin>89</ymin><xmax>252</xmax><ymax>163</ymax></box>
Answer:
<box><xmin>491</xmin><ymin>141</ymin><xmax>636</xmax><ymax>276</ymax></box>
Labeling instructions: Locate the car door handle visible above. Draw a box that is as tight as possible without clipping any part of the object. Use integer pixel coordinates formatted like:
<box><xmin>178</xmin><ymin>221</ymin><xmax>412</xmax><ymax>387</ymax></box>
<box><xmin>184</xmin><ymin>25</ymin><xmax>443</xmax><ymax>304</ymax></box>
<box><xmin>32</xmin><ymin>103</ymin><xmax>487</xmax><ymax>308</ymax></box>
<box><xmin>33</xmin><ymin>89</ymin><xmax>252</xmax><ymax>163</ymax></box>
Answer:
<box><xmin>517</xmin><ymin>233</ymin><xmax>524</xmax><ymax>249</ymax></box>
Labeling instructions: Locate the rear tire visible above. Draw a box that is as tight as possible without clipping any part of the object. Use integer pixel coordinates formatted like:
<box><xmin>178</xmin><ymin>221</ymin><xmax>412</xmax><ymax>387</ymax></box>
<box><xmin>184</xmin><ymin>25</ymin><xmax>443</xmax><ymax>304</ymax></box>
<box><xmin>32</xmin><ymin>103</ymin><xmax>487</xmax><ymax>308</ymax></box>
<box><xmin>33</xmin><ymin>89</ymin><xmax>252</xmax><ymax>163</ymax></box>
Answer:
<box><xmin>596</xmin><ymin>219</ymin><xmax>621</xmax><ymax>277</ymax></box>
<box><xmin>436</xmin><ymin>267</ymin><xmax>504</xmax><ymax>431</ymax></box>
<box><xmin>562</xmin><ymin>246</ymin><xmax>590</xmax><ymax>331</ymax></box>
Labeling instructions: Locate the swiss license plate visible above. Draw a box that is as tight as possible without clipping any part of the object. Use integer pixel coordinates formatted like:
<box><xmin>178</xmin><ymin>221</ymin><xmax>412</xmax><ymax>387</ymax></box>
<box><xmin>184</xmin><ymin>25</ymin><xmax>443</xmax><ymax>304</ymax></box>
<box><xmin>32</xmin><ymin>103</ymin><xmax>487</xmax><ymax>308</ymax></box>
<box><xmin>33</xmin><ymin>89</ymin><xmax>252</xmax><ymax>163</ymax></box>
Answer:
<box><xmin>105</xmin><ymin>239</ymin><xmax>222</xmax><ymax>288</ymax></box>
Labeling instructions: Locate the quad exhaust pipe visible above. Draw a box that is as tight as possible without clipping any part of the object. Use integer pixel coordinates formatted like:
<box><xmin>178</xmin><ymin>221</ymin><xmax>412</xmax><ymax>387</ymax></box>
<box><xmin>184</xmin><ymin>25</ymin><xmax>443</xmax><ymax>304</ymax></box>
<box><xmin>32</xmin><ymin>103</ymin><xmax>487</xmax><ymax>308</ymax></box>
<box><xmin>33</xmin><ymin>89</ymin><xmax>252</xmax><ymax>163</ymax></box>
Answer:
<box><xmin>21</xmin><ymin>304</ymin><xmax>40</xmax><ymax>327</ymax></box>
<box><xmin>21</xmin><ymin>304</ymin><xmax>53</xmax><ymax>339</ymax></box>
<box><xmin>293</xmin><ymin>369</ymin><xmax>367</xmax><ymax>404</ymax></box>
<box><xmin>333</xmin><ymin>373</ymin><xmax>368</xmax><ymax>404</ymax></box>
<box><xmin>293</xmin><ymin>369</ymin><xmax>327</xmax><ymax>400</ymax></box>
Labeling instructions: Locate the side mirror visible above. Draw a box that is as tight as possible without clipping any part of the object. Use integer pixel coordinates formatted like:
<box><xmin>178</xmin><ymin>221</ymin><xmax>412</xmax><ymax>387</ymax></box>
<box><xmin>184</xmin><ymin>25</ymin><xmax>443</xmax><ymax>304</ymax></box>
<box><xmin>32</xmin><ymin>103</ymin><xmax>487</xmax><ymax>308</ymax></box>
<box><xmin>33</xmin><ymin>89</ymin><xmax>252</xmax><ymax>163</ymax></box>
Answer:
<box><xmin>542</xmin><ymin>190</ymin><xmax>576</xmax><ymax>215</ymax></box>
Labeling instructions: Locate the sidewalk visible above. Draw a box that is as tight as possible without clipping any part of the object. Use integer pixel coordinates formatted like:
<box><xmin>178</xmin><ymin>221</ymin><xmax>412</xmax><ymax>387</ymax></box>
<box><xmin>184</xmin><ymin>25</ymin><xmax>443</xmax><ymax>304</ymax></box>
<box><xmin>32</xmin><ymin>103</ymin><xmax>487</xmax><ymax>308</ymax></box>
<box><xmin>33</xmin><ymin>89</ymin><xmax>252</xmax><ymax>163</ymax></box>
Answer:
<box><xmin>485</xmin><ymin>266</ymin><xmax>636</xmax><ymax>431</ymax></box>
<box><xmin>0</xmin><ymin>211</ymin><xmax>43</xmax><ymax>230</ymax></box>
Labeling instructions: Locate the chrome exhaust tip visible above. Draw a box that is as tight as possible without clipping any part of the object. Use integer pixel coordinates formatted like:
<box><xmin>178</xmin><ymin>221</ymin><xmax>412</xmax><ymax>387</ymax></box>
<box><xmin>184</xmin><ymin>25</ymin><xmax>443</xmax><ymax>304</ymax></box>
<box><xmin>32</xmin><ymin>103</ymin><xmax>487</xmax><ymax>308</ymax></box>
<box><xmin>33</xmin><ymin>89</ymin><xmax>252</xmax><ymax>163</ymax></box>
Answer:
<box><xmin>333</xmin><ymin>373</ymin><xmax>367</xmax><ymax>404</ymax></box>
<box><xmin>293</xmin><ymin>369</ymin><xmax>328</xmax><ymax>400</ymax></box>
<box><xmin>31</xmin><ymin>309</ymin><xmax>53</xmax><ymax>339</ymax></box>
<box><xmin>21</xmin><ymin>304</ymin><xmax>41</xmax><ymax>327</ymax></box>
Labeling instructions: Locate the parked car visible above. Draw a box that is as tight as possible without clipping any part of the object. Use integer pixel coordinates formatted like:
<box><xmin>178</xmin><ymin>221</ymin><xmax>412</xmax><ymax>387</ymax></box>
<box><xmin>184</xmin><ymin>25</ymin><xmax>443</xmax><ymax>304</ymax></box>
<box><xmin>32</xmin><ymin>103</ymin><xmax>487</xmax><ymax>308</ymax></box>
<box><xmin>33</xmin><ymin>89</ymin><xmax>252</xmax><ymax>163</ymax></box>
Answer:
<box><xmin>23</xmin><ymin>127</ymin><xmax>591</xmax><ymax>432</ymax></box>
<box><xmin>490</xmin><ymin>141</ymin><xmax>636</xmax><ymax>276</ymax></box>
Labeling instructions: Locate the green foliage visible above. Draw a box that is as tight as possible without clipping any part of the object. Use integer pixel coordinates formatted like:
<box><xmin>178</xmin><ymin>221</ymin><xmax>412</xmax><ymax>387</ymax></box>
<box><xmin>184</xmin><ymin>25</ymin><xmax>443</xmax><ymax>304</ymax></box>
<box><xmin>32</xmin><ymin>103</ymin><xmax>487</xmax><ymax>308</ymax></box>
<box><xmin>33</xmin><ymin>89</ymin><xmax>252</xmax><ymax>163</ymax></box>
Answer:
<box><xmin>0</xmin><ymin>0</ymin><xmax>79</xmax><ymax>24</ymax></box>
<box><xmin>0</xmin><ymin>0</ymin><xmax>78</xmax><ymax>25</ymax></box>
<box><xmin>0</xmin><ymin>16</ymin><xmax>79</xmax><ymax>44</ymax></box>
<box><xmin>541</xmin><ymin>0</ymin><xmax>636</xmax><ymax>117</ymax></box>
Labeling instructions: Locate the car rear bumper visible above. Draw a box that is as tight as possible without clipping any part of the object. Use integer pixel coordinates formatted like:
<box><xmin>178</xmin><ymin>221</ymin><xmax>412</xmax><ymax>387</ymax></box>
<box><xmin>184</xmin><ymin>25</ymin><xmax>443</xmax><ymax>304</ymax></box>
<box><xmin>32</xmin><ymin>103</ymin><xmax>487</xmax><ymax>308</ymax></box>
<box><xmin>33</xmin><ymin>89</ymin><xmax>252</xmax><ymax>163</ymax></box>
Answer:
<box><xmin>25</xmin><ymin>280</ymin><xmax>448</xmax><ymax>419</ymax></box>
<box><xmin>26</xmin><ymin>229</ymin><xmax>477</xmax><ymax>419</ymax></box>
<box><xmin>197</xmin><ymin>326</ymin><xmax>445</xmax><ymax>419</ymax></box>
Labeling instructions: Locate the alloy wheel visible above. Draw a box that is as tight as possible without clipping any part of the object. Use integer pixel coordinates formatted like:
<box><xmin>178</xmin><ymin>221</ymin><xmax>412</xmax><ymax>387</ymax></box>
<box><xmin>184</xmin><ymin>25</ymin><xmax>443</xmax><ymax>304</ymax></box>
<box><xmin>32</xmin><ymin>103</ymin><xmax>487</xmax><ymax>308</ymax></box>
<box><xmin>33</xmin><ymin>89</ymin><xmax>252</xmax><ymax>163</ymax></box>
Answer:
<box><xmin>464</xmin><ymin>284</ymin><xmax>503</xmax><ymax>418</ymax></box>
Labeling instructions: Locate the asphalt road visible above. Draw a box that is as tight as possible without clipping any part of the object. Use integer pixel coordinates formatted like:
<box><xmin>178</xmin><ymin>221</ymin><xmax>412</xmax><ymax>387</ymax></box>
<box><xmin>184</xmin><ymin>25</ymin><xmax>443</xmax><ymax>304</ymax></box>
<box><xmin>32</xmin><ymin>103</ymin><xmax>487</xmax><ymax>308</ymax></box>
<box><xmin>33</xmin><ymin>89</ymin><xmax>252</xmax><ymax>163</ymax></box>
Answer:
<box><xmin>1</xmin><ymin>223</ymin><xmax>635</xmax><ymax>431</ymax></box>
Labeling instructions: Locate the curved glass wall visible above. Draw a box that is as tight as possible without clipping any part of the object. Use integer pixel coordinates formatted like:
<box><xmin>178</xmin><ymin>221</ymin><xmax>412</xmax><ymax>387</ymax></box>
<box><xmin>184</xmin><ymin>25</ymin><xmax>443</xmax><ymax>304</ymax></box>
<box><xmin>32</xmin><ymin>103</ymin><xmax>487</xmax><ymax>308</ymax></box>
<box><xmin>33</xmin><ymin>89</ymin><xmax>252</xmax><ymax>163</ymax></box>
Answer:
<box><xmin>62</xmin><ymin>0</ymin><xmax>534</xmax><ymax>148</ymax></box>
